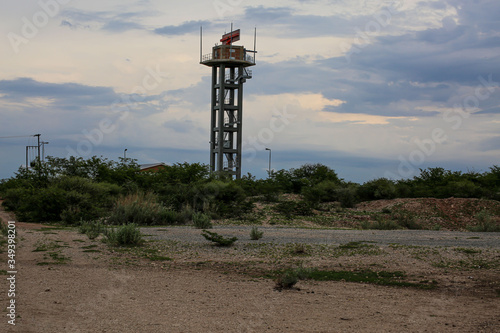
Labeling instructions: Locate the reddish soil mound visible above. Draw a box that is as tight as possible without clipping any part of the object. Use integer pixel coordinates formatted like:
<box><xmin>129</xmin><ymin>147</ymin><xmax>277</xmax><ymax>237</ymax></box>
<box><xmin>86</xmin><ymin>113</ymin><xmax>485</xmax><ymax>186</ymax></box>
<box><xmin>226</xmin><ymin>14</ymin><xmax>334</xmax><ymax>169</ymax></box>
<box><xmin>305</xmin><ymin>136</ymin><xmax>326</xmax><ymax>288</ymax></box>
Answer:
<box><xmin>355</xmin><ymin>198</ymin><xmax>500</xmax><ymax>230</ymax></box>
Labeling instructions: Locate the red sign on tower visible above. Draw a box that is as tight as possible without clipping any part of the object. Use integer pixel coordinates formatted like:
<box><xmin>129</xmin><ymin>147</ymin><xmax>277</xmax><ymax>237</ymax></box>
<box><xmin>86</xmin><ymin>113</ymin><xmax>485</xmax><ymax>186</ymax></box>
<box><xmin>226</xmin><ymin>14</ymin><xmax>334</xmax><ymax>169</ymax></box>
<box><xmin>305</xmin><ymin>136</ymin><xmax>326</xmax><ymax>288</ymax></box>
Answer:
<box><xmin>220</xmin><ymin>29</ymin><xmax>240</xmax><ymax>45</ymax></box>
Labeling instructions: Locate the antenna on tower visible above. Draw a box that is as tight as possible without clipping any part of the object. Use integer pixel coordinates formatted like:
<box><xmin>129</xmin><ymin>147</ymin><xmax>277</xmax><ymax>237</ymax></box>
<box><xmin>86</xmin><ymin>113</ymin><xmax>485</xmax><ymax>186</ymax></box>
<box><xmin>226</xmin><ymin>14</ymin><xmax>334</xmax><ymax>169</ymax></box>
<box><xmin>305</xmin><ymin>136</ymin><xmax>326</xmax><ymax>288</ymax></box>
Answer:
<box><xmin>200</xmin><ymin>26</ymin><xmax>203</xmax><ymax>63</ymax></box>
<box><xmin>254</xmin><ymin>27</ymin><xmax>257</xmax><ymax>63</ymax></box>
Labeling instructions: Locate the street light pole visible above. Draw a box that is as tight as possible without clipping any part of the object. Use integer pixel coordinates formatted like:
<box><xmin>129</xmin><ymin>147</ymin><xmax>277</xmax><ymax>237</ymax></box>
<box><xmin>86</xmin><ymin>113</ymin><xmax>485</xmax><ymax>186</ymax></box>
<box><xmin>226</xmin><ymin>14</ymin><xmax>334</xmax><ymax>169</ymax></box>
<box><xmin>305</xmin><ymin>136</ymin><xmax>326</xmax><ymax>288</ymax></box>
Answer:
<box><xmin>265</xmin><ymin>147</ymin><xmax>271</xmax><ymax>177</ymax></box>
<box><xmin>124</xmin><ymin>149</ymin><xmax>127</xmax><ymax>159</ymax></box>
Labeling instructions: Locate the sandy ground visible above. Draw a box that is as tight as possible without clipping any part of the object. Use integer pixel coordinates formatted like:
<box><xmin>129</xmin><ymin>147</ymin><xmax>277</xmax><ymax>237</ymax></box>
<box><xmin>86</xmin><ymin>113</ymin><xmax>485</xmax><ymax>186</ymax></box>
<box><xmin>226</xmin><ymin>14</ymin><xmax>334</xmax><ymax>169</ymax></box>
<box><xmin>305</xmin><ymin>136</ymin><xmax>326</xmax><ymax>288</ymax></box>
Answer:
<box><xmin>1</xmin><ymin>205</ymin><xmax>499</xmax><ymax>332</ymax></box>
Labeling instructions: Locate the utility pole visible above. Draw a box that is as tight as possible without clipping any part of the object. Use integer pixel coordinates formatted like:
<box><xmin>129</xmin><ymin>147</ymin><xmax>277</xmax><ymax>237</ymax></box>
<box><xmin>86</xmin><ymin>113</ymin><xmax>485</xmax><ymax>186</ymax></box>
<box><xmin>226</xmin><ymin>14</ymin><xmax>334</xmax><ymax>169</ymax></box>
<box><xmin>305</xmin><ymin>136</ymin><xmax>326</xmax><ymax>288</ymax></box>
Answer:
<box><xmin>34</xmin><ymin>134</ymin><xmax>41</xmax><ymax>163</ymax></box>
<box><xmin>34</xmin><ymin>134</ymin><xmax>41</xmax><ymax>176</ymax></box>
<box><xmin>41</xmin><ymin>141</ymin><xmax>49</xmax><ymax>161</ymax></box>
<box><xmin>265</xmin><ymin>147</ymin><xmax>272</xmax><ymax>178</ymax></box>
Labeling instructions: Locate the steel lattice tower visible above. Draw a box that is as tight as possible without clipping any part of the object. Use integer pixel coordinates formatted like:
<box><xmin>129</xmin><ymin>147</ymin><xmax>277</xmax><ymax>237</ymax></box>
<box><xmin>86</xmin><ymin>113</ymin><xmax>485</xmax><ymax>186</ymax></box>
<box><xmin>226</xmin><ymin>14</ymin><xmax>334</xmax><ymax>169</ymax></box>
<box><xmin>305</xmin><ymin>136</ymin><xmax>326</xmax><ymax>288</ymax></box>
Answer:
<box><xmin>200</xmin><ymin>28</ymin><xmax>256</xmax><ymax>179</ymax></box>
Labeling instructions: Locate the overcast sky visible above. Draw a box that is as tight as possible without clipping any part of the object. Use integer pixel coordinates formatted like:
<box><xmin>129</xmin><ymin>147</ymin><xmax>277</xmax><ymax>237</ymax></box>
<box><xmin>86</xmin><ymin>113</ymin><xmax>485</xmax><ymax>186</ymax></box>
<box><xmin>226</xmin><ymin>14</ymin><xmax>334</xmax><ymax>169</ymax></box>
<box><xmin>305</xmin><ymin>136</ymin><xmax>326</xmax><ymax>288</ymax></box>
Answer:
<box><xmin>0</xmin><ymin>0</ymin><xmax>498</xmax><ymax>182</ymax></box>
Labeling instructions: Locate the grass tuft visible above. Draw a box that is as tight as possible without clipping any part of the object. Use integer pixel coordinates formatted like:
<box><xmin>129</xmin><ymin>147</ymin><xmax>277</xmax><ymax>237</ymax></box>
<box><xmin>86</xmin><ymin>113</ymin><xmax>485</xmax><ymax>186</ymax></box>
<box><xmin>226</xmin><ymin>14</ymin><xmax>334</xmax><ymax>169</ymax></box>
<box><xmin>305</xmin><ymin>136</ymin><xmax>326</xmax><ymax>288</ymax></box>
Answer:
<box><xmin>201</xmin><ymin>230</ymin><xmax>237</xmax><ymax>246</ymax></box>
<box><xmin>250</xmin><ymin>226</ymin><xmax>264</xmax><ymax>240</ymax></box>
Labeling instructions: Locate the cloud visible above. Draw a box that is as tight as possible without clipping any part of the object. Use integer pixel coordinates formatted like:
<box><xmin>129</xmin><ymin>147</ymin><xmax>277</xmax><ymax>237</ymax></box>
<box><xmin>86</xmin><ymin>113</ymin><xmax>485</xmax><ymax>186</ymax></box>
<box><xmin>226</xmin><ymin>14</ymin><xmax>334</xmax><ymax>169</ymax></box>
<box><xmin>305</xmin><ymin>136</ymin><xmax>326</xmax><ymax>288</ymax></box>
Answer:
<box><xmin>0</xmin><ymin>78</ymin><xmax>119</xmax><ymax>109</ymax></box>
<box><xmin>154</xmin><ymin>20</ymin><xmax>211</xmax><ymax>36</ymax></box>
<box><xmin>241</xmin><ymin>5</ymin><xmax>381</xmax><ymax>38</ymax></box>
<box><xmin>59</xmin><ymin>9</ymin><xmax>148</xmax><ymax>32</ymax></box>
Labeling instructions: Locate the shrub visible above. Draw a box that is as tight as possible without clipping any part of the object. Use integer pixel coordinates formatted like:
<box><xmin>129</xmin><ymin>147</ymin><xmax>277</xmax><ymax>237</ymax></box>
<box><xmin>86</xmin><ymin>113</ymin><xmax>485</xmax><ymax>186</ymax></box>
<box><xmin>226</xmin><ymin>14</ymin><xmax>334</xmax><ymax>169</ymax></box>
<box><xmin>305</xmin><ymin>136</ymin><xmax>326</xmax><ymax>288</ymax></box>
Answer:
<box><xmin>78</xmin><ymin>221</ymin><xmax>104</xmax><ymax>240</ymax></box>
<box><xmin>275</xmin><ymin>269</ymin><xmax>299</xmax><ymax>290</ymax></box>
<box><xmin>107</xmin><ymin>192</ymin><xmax>177</xmax><ymax>226</ymax></box>
<box><xmin>335</xmin><ymin>185</ymin><xmax>358</xmax><ymax>208</ymax></box>
<box><xmin>195</xmin><ymin>181</ymin><xmax>253</xmax><ymax>219</ymax></box>
<box><xmin>104</xmin><ymin>223</ymin><xmax>143</xmax><ymax>246</ymax></box>
<box><xmin>178</xmin><ymin>205</ymin><xmax>194</xmax><ymax>224</ymax></box>
<box><xmin>1</xmin><ymin>175</ymin><xmax>120</xmax><ymax>223</ymax></box>
<box><xmin>192</xmin><ymin>212</ymin><xmax>212</xmax><ymax>229</ymax></box>
<box><xmin>257</xmin><ymin>181</ymin><xmax>281</xmax><ymax>202</ymax></box>
<box><xmin>468</xmin><ymin>210</ymin><xmax>500</xmax><ymax>232</ymax></box>
<box><xmin>274</xmin><ymin>200</ymin><xmax>314</xmax><ymax>219</ymax></box>
<box><xmin>201</xmin><ymin>230</ymin><xmax>237</xmax><ymax>246</ymax></box>
<box><xmin>250</xmin><ymin>226</ymin><xmax>263</xmax><ymax>240</ymax></box>
<box><xmin>0</xmin><ymin>217</ymin><xmax>8</xmax><ymax>237</ymax></box>
<box><xmin>392</xmin><ymin>212</ymin><xmax>421</xmax><ymax>230</ymax></box>
<box><xmin>275</xmin><ymin>266</ymin><xmax>313</xmax><ymax>290</ymax></box>
<box><xmin>61</xmin><ymin>205</ymin><xmax>83</xmax><ymax>225</ymax></box>
<box><xmin>358</xmin><ymin>178</ymin><xmax>397</xmax><ymax>201</ymax></box>
<box><xmin>292</xmin><ymin>243</ymin><xmax>308</xmax><ymax>255</ymax></box>
<box><xmin>360</xmin><ymin>218</ymin><xmax>400</xmax><ymax>230</ymax></box>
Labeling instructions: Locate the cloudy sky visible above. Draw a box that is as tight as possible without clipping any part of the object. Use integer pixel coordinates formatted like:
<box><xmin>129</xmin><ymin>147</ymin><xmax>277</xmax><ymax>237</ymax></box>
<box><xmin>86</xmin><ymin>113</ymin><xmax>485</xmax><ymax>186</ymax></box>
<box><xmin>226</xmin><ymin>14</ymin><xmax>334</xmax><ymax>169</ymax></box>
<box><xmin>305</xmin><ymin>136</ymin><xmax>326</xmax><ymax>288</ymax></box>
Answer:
<box><xmin>0</xmin><ymin>0</ymin><xmax>498</xmax><ymax>182</ymax></box>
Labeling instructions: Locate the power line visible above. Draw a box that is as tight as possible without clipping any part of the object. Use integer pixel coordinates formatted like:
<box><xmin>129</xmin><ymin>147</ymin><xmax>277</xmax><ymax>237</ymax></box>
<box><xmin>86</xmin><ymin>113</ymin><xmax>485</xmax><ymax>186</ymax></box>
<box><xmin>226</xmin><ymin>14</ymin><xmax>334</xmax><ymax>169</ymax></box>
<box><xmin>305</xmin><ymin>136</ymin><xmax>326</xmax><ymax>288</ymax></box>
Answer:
<box><xmin>0</xmin><ymin>135</ymin><xmax>37</xmax><ymax>139</ymax></box>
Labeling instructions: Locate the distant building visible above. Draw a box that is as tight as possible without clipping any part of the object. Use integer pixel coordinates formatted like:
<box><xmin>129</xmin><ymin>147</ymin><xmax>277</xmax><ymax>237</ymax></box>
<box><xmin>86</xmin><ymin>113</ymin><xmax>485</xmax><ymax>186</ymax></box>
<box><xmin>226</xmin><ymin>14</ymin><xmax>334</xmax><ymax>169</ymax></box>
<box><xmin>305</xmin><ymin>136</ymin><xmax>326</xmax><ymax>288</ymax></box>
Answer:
<box><xmin>139</xmin><ymin>163</ymin><xmax>167</xmax><ymax>173</ymax></box>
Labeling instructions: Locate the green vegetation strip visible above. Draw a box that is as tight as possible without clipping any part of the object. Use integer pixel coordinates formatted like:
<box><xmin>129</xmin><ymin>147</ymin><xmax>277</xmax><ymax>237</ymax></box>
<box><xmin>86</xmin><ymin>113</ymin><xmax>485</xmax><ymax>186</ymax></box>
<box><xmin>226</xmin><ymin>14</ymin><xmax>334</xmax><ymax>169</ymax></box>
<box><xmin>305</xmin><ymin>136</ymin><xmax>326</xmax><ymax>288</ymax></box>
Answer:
<box><xmin>269</xmin><ymin>268</ymin><xmax>437</xmax><ymax>289</ymax></box>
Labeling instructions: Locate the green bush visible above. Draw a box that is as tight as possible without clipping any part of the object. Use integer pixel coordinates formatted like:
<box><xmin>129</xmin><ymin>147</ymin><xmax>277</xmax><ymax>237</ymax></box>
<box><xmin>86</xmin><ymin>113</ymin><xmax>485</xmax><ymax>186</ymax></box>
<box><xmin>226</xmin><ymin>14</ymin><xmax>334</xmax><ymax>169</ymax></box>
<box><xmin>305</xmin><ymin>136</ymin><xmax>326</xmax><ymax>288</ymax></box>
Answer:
<box><xmin>192</xmin><ymin>212</ymin><xmax>212</xmax><ymax>229</ymax></box>
<box><xmin>107</xmin><ymin>192</ymin><xmax>180</xmax><ymax>226</ymax></box>
<box><xmin>335</xmin><ymin>185</ymin><xmax>359</xmax><ymax>208</ymax></box>
<box><xmin>360</xmin><ymin>218</ymin><xmax>400</xmax><ymax>230</ymax></box>
<box><xmin>302</xmin><ymin>180</ymin><xmax>339</xmax><ymax>204</ymax></box>
<box><xmin>104</xmin><ymin>223</ymin><xmax>143</xmax><ymax>246</ymax></box>
<box><xmin>78</xmin><ymin>221</ymin><xmax>105</xmax><ymax>240</ymax></box>
<box><xmin>195</xmin><ymin>181</ymin><xmax>253</xmax><ymax>219</ymax></box>
<box><xmin>1</xmin><ymin>176</ymin><xmax>120</xmax><ymax>223</ymax></box>
<box><xmin>275</xmin><ymin>266</ymin><xmax>313</xmax><ymax>290</ymax></box>
<box><xmin>201</xmin><ymin>230</ymin><xmax>237</xmax><ymax>246</ymax></box>
<box><xmin>250</xmin><ymin>226</ymin><xmax>264</xmax><ymax>240</ymax></box>
<box><xmin>274</xmin><ymin>200</ymin><xmax>314</xmax><ymax>219</ymax></box>
<box><xmin>178</xmin><ymin>205</ymin><xmax>194</xmax><ymax>224</ymax></box>
<box><xmin>392</xmin><ymin>212</ymin><xmax>421</xmax><ymax>230</ymax></box>
<box><xmin>468</xmin><ymin>210</ymin><xmax>500</xmax><ymax>232</ymax></box>
<box><xmin>275</xmin><ymin>269</ymin><xmax>299</xmax><ymax>290</ymax></box>
<box><xmin>358</xmin><ymin>178</ymin><xmax>397</xmax><ymax>201</ymax></box>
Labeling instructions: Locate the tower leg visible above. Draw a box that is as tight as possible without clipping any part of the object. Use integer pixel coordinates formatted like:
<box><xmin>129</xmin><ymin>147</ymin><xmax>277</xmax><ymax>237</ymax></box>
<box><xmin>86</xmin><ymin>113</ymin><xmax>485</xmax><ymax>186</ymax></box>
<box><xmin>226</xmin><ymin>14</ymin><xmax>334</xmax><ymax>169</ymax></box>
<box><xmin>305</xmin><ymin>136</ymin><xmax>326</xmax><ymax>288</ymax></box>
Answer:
<box><xmin>217</xmin><ymin>64</ymin><xmax>226</xmax><ymax>174</ymax></box>
<box><xmin>210</xmin><ymin>66</ymin><xmax>217</xmax><ymax>174</ymax></box>
<box><xmin>236</xmin><ymin>65</ymin><xmax>244</xmax><ymax>180</ymax></box>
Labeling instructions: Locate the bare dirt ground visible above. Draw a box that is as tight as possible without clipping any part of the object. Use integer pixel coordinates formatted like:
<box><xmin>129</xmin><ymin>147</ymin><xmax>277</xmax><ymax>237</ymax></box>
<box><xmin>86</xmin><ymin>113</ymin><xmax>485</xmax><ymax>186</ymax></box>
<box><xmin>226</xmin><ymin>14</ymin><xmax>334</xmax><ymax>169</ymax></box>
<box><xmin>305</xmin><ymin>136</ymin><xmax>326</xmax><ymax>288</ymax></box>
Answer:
<box><xmin>1</xmin><ymin>200</ymin><xmax>500</xmax><ymax>333</ymax></box>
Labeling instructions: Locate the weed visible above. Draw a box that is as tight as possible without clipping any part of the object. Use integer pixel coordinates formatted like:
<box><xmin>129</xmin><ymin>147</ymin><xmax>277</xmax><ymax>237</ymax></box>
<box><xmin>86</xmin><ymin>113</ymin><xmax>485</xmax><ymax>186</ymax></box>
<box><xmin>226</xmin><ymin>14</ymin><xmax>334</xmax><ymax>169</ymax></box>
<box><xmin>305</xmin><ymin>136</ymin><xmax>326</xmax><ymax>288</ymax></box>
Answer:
<box><xmin>201</xmin><ymin>230</ymin><xmax>238</xmax><ymax>247</ymax></box>
<box><xmin>250</xmin><ymin>226</ymin><xmax>264</xmax><ymax>240</ymax></box>
<box><xmin>275</xmin><ymin>269</ymin><xmax>299</xmax><ymax>290</ymax></box>
<box><xmin>291</xmin><ymin>243</ymin><xmax>309</xmax><ymax>255</ymax></box>
<box><xmin>454</xmin><ymin>247</ymin><xmax>481</xmax><ymax>255</ymax></box>
<box><xmin>104</xmin><ymin>223</ymin><xmax>143</xmax><ymax>247</ymax></box>
<box><xmin>32</xmin><ymin>240</ymin><xmax>69</xmax><ymax>252</ymax></box>
<box><xmin>192</xmin><ymin>212</ymin><xmax>212</xmax><ymax>229</ymax></box>
<box><xmin>137</xmin><ymin>248</ymin><xmax>173</xmax><ymax>261</ymax></box>
<box><xmin>37</xmin><ymin>251</ymin><xmax>71</xmax><ymax>265</ymax></box>
<box><xmin>147</xmin><ymin>254</ymin><xmax>172</xmax><ymax>261</ymax></box>
<box><xmin>339</xmin><ymin>241</ymin><xmax>372</xmax><ymax>249</ymax></box>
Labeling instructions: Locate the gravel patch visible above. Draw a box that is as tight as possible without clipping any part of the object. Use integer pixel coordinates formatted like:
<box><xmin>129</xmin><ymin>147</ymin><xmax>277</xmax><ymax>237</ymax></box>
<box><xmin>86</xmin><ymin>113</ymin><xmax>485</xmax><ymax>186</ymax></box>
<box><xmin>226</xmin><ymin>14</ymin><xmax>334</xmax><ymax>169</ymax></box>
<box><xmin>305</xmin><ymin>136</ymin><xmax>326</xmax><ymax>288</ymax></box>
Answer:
<box><xmin>142</xmin><ymin>226</ymin><xmax>500</xmax><ymax>248</ymax></box>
